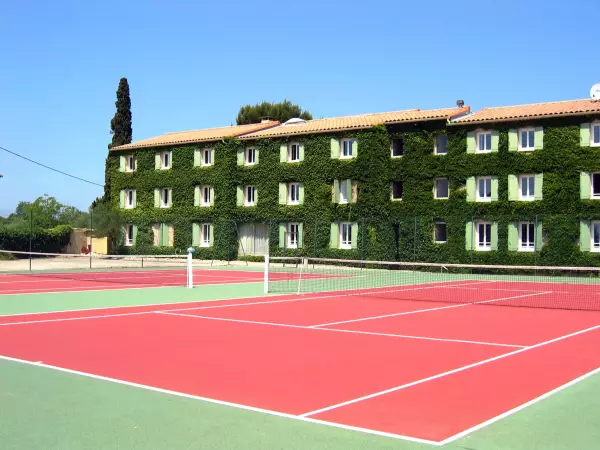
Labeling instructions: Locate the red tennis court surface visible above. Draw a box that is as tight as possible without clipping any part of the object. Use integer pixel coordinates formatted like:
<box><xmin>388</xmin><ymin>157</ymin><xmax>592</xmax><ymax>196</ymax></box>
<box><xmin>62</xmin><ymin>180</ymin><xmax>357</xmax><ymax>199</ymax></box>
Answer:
<box><xmin>1</xmin><ymin>280</ymin><xmax>600</xmax><ymax>445</ymax></box>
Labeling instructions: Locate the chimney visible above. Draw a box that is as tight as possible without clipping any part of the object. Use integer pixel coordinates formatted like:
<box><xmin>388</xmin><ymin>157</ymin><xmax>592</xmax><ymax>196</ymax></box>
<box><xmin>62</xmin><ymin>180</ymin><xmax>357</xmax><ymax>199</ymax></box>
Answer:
<box><xmin>456</xmin><ymin>99</ymin><xmax>465</xmax><ymax>108</ymax></box>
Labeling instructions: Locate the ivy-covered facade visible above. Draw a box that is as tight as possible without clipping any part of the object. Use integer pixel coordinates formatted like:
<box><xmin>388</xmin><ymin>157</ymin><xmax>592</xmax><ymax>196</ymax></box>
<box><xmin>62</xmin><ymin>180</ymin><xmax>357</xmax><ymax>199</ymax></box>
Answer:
<box><xmin>109</xmin><ymin>100</ymin><xmax>600</xmax><ymax>266</ymax></box>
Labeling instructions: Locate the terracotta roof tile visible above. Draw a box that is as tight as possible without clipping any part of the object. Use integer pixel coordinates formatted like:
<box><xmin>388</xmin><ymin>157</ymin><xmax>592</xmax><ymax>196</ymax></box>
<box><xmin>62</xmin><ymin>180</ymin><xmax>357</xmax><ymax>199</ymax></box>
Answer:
<box><xmin>111</xmin><ymin>121</ymin><xmax>280</xmax><ymax>151</ymax></box>
<box><xmin>452</xmin><ymin>99</ymin><xmax>600</xmax><ymax>124</ymax></box>
<box><xmin>239</xmin><ymin>107</ymin><xmax>470</xmax><ymax>139</ymax></box>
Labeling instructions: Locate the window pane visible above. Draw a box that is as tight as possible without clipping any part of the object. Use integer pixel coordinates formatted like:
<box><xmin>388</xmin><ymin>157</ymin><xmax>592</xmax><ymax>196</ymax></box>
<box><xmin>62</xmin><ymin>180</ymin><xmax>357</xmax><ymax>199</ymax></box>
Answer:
<box><xmin>392</xmin><ymin>139</ymin><xmax>403</xmax><ymax>156</ymax></box>
<box><xmin>485</xmin><ymin>134</ymin><xmax>491</xmax><ymax>150</ymax></box>
<box><xmin>594</xmin><ymin>224</ymin><xmax>600</xmax><ymax>246</ymax></box>
<box><xmin>436</xmin><ymin>135</ymin><xmax>447</xmax><ymax>154</ymax></box>
<box><xmin>392</xmin><ymin>182</ymin><xmax>403</xmax><ymax>199</ymax></box>
<box><xmin>594</xmin><ymin>126</ymin><xmax>600</xmax><ymax>144</ymax></box>
<box><xmin>478</xmin><ymin>135</ymin><xmax>484</xmax><ymax>150</ymax></box>
<box><xmin>436</xmin><ymin>179</ymin><xmax>448</xmax><ymax>198</ymax></box>
<box><xmin>435</xmin><ymin>223</ymin><xmax>447</xmax><ymax>242</ymax></box>
<box><xmin>593</xmin><ymin>174</ymin><xmax>600</xmax><ymax>195</ymax></box>
<box><xmin>528</xmin><ymin>177</ymin><xmax>535</xmax><ymax>196</ymax></box>
<box><xmin>529</xmin><ymin>130</ymin><xmax>535</xmax><ymax>147</ymax></box>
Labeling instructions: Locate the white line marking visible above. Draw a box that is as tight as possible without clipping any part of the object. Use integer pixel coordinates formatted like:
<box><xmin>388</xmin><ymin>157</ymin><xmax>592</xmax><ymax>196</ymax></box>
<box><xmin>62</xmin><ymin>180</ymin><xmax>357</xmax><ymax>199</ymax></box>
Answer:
<box><xmin>0</xmin><ymin>311</ymin><xmax>153</xmax><ymax>326</ymax></box>
<box><xmin>299</xmin><ymin>323</ymin><xmax>600</xmax><ymax>418</ymax></box>
<box><xmin>309</xmin><ymin>291</ymin><xmax>553</xmax><ymax>328</ymax></box>
<box><xmin>156</xmin><ymin>312</ymin><xmax>525</xmax><ymax>348</ymax></box>
<box><xmin>438</xmin><ymin>365</ymin><xmax>600</xmax><ymax>445</ymax></box>
<box><xmin>0</xmin><ymin>354</ymin><xmax>441</xmax><ymax>446</ymax></box>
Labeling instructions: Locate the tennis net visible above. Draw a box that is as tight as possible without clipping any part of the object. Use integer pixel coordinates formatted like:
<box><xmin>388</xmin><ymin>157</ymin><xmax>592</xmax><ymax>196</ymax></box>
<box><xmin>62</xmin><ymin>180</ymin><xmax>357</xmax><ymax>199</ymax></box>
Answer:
<box><xmin>265</xmin><ymin>257</ymin><xmax>600</xmax><ymax>311</ymax></box>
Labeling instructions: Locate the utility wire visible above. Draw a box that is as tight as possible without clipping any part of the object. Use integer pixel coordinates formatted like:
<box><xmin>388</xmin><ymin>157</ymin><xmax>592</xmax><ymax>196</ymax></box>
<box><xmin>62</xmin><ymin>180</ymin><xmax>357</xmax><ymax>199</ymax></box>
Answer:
<box><xmin>0</xmin><ymin>145</ymin><xmax>104</xmax><ymax>187</ymax></box>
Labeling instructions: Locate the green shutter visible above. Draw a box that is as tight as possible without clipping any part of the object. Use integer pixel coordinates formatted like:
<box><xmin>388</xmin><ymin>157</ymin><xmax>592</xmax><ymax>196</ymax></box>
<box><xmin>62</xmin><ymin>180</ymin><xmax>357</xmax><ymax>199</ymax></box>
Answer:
<box><xmin>581</xmin><ymin>123</ymin><xmax>591</xmax><ymax>147</ymax></box>
<box><xmin>299</xmin><ymin>184</ymin><xmax>305</xmax><ymax>204</ymax></box>
<box><xmin>535</xmin><ymin>221</ymin><xmax>543</xmax><ymax>251</ymax></box>
<box><xmin>236</xmin><ymin>186</ymin><xmax>243</xmax><ymax>206</ymax></box>
<box><xmin>168</xmin><ymin>189</ymin><xmax>172</xmax><ymax>207</ymax></box>
<box><xmin>119</xmin><ymin>190</ymin><xmax>125</xmax><ymax>209</ymax></box>
<box><xmin>254</xmin><ymin>187</ymin><xmax>258</xmax><ymax>205</ymax></box>
<box><xmin>237</xmin><ymin>149</ymin><xmax>244</xmax><ymax>166</ymax></box>
<box><xmin>466</xmin><ymin>177</ymin><xmax>475</xmax><ymax>202</ymax></box>
<box><xmin>297</xmin><ymin>223</ymin><xmax>303</xmax><ymax>248</ymax></box>
<box><xmin>132</xmin><ymin>190</ymin><xmax>137</xmax><ymax>208</ymax></box>
<box><xmin>331</xmin><ymin>138</ymin><xmax>340</xmax><ymax>159</ymax></box>
<box><xmin>491</xmin><ymin>130</ymin><xmax>499</xmax><ymax>152</ymax></box>
<box><xmin>278</xmin><ymin>183</ymin><xmax>286</xmax><ymax>205</ymax></box>
<box><xmin>132</xmin><ymin>225</ymin><xmax>138</xmax><ymax>245</ymax></box>
<box><xmin>581</xmin><ymin>172</ymin><xmax>591</xmax><ymax>199</ymax></box>
<box><xmin>351</xmin><ymin>222</ymin><xmax>358</xmax><ymax>249</ymax></box>
<box><xmin>209</xmin><ymin>224</ymin><xmax>214</xmax><ymax>246</ymax></box>
<box><xmin>279</xmin><ymin>223</ymin><xmax>286</xmax><ymax>248</ymax></box>
<box><xmin>508</xmin><ymin>175</ymin><xmax>518</xmax><ymax>201</ymax></box>
<box><xmin>159</xmin><ymin>224</ymin><xmax>167</xmax><ymax>246</ymax></box>
<box><xmin>255</xmin><ymin>149</ymin><xmax>259</xmax><ymax>164</ymax></box>
<box><xmin>280</xmin><ymin>144</ymin><xmax>287</xmax><ymax>163</ymax></box>
<box><xmin>192</xmin><ymin>223</ymin><xmax>200</xmax><ymax>246</ymax></box>
<box><xmin>466</xmin><ymin>132</ymin><xmax>475</xmax><ymax>154</ymax></box>
<box><xmin>194</xmin><ymin>186</ymin><xmax>200</xmax><ymax>206</ymax></box>
<box><xmin>154</xmin><ymin>189</ymin><xmax>160</xmax><ymax>208</ymax></box>
<box><xmin>194</xmin><ymin>149</ymin><xmax>201</xmax><ymax>166</ymax></box>
<box><xmin>465</xmin><ymin>221</ymin><xmax>474</xmax><ymax>251</ymax></box>
<box><xmin>491</xmin><ymin>222</ymin><xmax>498</xmax><ymax>251</ymax></box>
<box><xmin>119</xmin><ymin>156</ymin><xmax>126</xmax><ymax>172</ymax></box>
<box><xmin>210</xmin><ymin>187</ymin><xmax>215</xmax><ymax>205</ymax></box>
<box><xmin>330</xmin><ymin>223</ymin><xmax>339</xmax><ymax>249</ymax></box>
<box><xmin>333</xmin><ymin>180</ymin><xmax>340</xmax><ymax>204</ymax></box>
<box><xmin>299</xmin><ymin>143</ymin><xmax>305</xmax><ymax>161</ymax></box>
<box><xmin>345</xmin><ymin>179</ymin><xmax>353</xmax><ymax>203</ymax></box>
<box><xmin>508</xmin><ymin>223</ymin><xmax>518</xmax><ymax>251</ymax></box>
<box><xmin>508</xmin><ymin>130</ymin><xmax>518</xmax><ymax>152</ymax></box>
<box><xmin>491</xmin><ymin>177</ymin><xmax>499</xmax><ymax>201</ymax></box>
<box><xmin>580</xmin><ymin>220</ymin><xmax>591</xmax><ymax>252</ymax></box>
<box><xmin>155</xmin><ymin>153</ymin><xmax>161</xmax><ymax>169</ymax></box>
<box><xmin>534</xmin><ymin>127</ymin><xmax>544</xmax><ymax>150</ymax></box>
<box><xmin>353</xmin><ymin>139</ymin><xmax>358</xmax><ymax>158</ymax></box>
<box><xmin>210</xmin><ymin>149</ymin><xmax>215</xmax><ymax>165</ymax></box>
<box><xmin>534</xmin><ymin>174</ymin><xmax>543</xmax><ymax>200</ymax></box>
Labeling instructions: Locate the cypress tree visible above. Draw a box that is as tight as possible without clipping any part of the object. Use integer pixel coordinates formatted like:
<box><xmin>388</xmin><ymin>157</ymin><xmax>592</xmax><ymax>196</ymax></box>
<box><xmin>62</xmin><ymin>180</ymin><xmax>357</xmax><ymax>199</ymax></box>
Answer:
<box><xmin>108</xmin><ymin>78</ymin><xmax>132</xmax><ymax>148</ymax></box>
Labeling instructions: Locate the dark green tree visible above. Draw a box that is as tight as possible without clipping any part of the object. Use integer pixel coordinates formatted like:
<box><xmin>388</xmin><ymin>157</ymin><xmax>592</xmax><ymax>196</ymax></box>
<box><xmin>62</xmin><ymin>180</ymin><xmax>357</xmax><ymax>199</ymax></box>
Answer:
<box><xmin>108</xmin><ymin>77</ymin><xmax>132</xmax><ymax>148</ymax></box>
<box><xmin>236</xmin><ymin>100</ymin><xmax>312</xmax><ymax>125</ymax></box>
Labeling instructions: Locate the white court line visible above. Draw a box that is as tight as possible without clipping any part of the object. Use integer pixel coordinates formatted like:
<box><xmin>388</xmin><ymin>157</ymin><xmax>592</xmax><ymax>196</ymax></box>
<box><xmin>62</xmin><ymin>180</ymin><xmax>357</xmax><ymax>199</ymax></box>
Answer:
<box><xmin>299</xmin><ymin>323</ymin><xmax>600</xmax><ymax>418</ymax></box>
<box><xmin>0</xmin><ymin>311</ymin><xmax>153</xmax><ymax>326</ymax></box>
<box><xmin>156</xmin><ymin>311</ymin><xmax>524</xmax><ymax>348</ymax></box>
<box><xmin>309</xmin><ymin>291</ymin><xmax>553</xmax><ymax>328</ymax></box>
<box><xmin>0</xmin><ymin>354</ymin><xmax>440</xmax><ymax>446</ymax></box>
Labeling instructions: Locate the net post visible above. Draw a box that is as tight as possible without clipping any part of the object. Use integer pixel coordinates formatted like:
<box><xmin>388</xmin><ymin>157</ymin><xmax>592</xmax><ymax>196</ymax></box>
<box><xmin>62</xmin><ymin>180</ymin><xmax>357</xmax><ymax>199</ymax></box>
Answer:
<box><xmin>186</xmin><ymin>247</ymin><xmax>195</xmax><ymax>288</ymax></box>
<box><xmin>264</xmin><ymin>254</ymin><xmax>269</xmax><ymax>294</ymax></box>
<box><xmin>29</xmin><ymin>209</ymin><xmax>33</xmax><ymax>271</ymax></box>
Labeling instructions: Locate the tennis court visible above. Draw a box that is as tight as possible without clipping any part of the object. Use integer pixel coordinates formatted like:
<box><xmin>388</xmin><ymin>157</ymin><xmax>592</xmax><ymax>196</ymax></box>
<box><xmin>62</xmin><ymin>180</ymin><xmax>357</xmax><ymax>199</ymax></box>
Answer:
<box><xmin>1</xmin><ymin>256</ymin><xmax>600</xmax><ymax>447</ymax></box>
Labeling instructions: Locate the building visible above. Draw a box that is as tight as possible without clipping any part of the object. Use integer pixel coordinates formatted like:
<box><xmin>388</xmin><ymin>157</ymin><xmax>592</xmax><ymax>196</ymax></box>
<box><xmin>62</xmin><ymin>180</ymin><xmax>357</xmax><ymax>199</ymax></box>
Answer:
<box><xmin>109</xmin><ymin>98</ymin><xmax>600</xmax><ymax>266</ymax></box>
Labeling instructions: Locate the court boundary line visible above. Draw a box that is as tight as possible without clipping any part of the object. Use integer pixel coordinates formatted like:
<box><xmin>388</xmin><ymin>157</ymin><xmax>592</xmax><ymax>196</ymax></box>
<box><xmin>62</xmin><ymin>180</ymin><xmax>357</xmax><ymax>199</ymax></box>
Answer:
<box><xmin>156</xmin><ymin>311</ymin><xmax>525</xmax><ymax>348</ymax></box>
<box><xmin>299</xmin><ymin>323</ymin><xmax>600</xmax><ymax>417</ymax></box>
<box><xmin>0</xmin><ymin>354</ymin><xmax>441</xmax><ymax>446</ymax></box>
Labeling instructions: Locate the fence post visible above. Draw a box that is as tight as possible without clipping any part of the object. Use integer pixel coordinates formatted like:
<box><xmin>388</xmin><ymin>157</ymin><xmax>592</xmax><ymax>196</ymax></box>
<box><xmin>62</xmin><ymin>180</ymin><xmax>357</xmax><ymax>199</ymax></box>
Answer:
<box><xmin>29</xmin><ymin>209</ymin><xmax>33</xmax><ymax>271</ymax></box>
<box><xmin>89</xmin><ymin>207</ymin><xmax>93</xmax><ymax>269</ymax></box>
<box><xmin>413</xmin><ymin>217</ymin><xmax>417</xmax><ymax>262</ymax></box>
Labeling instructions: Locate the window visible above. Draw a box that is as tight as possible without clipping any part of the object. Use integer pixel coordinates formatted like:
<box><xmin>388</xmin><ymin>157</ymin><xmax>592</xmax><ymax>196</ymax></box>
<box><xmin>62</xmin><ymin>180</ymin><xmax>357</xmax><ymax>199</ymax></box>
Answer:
<box><xmin>125</xmin><ymin>224</ymin><xmax>134</xmax><ymax>246</ymax></box>
<box><xmin>476</xmin><ymin>131</ymin><xmax>492</xmax><ymax>153</ymax></box>
<box><xmin>202</xmin><ymin>148</ymin><xmax>213</xmax><ymax>166</ymax></box>
<box><xmin>391</xmin><ymin>138</ymin><xmax>404</xmax><ymax>157</ymax></box>
<box><xmin>201</xmin><ymin>223</ymin><xmax>211</xmax><ymax>247</ymax></box>
<box><xmin>434</xmin><ymin>178</ymin><xmax>449</xmax><ymax>199</ymax></box>
<box><xmin>593</xmin><ymin>173</ymin><xmax>600</xmax><ymax>199</ymax></box>
<box><xmin>126</xmin><ymin>189</ymin><xmax>134</xmax><ymax>209</ymax></box>
<box><xmin>519</xmin><ymin>222</ymin><xmax>535</xmax><ymax>251</ymax></box>
<box><xmin>435</xmin><ymin>135</ymin><xmax>448</xmax><ymax>155</ymax></box>
<box><xmin>245</xmin><ymin>186</ymin><xmax>256</xmax><ymax>206</ymax></box>
<box><xmin>126</xmin><ymin>155</ymin><xmax>136</xmax><ymax>172</ymax></box>
<box><xmin>476</xmin><ymin>221</ymin><xmax>492</xmax><ymax>251</ymax></box>
<box><xmin>287</xmin><ymin>223</ymin><xmax>299</xmax><ymax>248</ymax></box>
<box><xmin>341</xmin><ymin>139</ymin><xmax>356</xmax><ymax>159</ymax></box>
<box><xmin>519</xmin><ymin>175</ymin><xmax>535</xmax><ymax>201</ymax></box>
<box><xmin>339</xmin><ymin>181</ymin><xmax>348</xmax><ymax>204</ymax></box>
<box><xmin>593</xmin><ymin>222</ymin><xmax>600</xmax><ymax>251</ymax></box>
<box><xmin>592</xmin><ymin>122</ymin><xmax>600</xmax><ymax>147</ymax></box>
<box><xmin>476</xmin><ymin>177</ymin><xmax>492</xmax><ymax>201</ymax></box>
<box><xmin>288</xmin><ymin>183</ymin><xmax>300</xmax><ymax>205</ymax></box>
<box><xmin>246</xmin><ymin>147</ymin><xmax>257</xmax><ymax>165</ymax></box>
<box><xmin>288</xmin><ymin>143</ymin><xmax>300</xmax><ymax>162</ymax></box>
<box><xmin>160</xmin><ymin>188</ymin><xmax>170</xmax><ymax>208</ymax></box>
<box><xmin>201</xmin><ymin>186</ymin><xmax>212</xmax><ymax>206</ymax></box>
<box><xmin>340</xmin><ymin>222</ymin><xmax>352</xmax><ymax>249</ymax></box>
<box><xmin>391</xmin><ymin>181</ymin><xmax>403</xmax><ymax>201</ymax></box>
<box><xmin>519</xmin><ymin>128</ymin><xmax>535</xmax><ymax>151</ymax></box>
<box><xmin>161</xmin><ymin>151</ymin><xmax>170</xmax><ymax>169</ymax></box>
<box><xmin>434</xmin><ymin>221</ymin><xmax>447</xmax><ymax>243</ymax></box>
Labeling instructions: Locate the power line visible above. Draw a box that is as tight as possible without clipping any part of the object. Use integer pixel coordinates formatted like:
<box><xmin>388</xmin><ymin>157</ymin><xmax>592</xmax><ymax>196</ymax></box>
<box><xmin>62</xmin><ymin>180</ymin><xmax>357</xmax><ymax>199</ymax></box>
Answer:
<box><xmin>0</xmin><ymin>145</ymin><xmax>104</xmax><ymax>187</ymax></box>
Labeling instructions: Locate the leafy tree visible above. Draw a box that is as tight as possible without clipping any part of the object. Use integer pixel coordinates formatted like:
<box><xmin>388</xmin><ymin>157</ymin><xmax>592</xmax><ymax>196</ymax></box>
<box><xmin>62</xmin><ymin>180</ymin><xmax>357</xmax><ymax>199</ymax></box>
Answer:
<box><xmin>108</xmin><ymin>77</ymin><xmax>132</xmax><ymax>149</ymax></box>
<box><xmin>1</xmin><ymin>195</ymin><xmax>89</xmax><ymax>230</ymax></box>
<box><xmin>236</xmin><ymin>100</ymin><xmax>312</xmax><ymax>125</ymax></box>
<box><xmin>89</xmin><ymin>197</ymin><xmax>121</xmax><ymax>239</ymax></box>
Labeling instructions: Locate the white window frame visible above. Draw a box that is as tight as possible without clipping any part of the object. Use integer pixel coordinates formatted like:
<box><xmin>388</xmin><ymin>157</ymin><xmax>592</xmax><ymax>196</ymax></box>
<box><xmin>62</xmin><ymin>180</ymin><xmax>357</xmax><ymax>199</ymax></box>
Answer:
<box><xmin>391</xmin><ymin>138</ymin><xmax>403</xmax><ymax>158</ymax></box>
<box><xmin>244</xmin><ymin>185</ymin><xmax>256</xmax><ymax>206</ymax></box>
<box><xmin>592</xmin><ymin>221</ymin><xmax>600</xmax><ymax>252</ymax></box>
<box><xmin>476</xmin><ymin>131</ymin><xmax>492</xmax><ymax>153</ymax></box>
<box><xmin>245</xmin><ymin>147</ymin><xmax>257</xmax><ymax>165</ymax></box>
<box><xmin>288</xmin><ymin>143</ymin><xmax>300</xmax><ymax>162</ymax></box>
<box><xmin>126</xmin><ymin>154</ymin><xmax>136</xmax><ymax>172</ymax></box>
<box><xmin>339</xmin><ymin>180</ymin><xmax>349</xmax><ymax>204</ymax></box>
<box><xmin>160</xmin><ymin>188</ymin><xmax>170</xmax><ymax>208</ymax></box>
<box><xmin>340</xmin><ymin>139</ymin><xmax>356</xmax><ymax>159</ymax></box>
<box><xmin>475</xmin><ymin>221</ymin><xmax>492</xmax><ymax>251</ymax></box>
<box><xmin>518</xmin><ymin>221</ymin><xmax>536</xmax><ymax>252</ymax></box>
<box><xmin>200</xmin><ymin>223</ymin><xmax>211</xmax><ymax>248</ymax></box>
<box><xmin>125</xmin><ymin>224</ymin><xmax>134</xmax><ymax>247</ymax></box>
<box><xmin>391</xmin><ymin>181</ymin><xmax>403</xmax><ymax>201</ymax></box>
<box><xmin>519</xmin><ymin>174</ymin><xmax>535</xmax><ymax>201</ymax></box>
<box><xmin>287</xmin><ymin>223</ymin><xmax>299</xmax><ymax>249</ymax></box>
<box><xmin>476</xmin><ymin>176</ymin><xmax>492</xmax><ymax>202</ymax></box>
<box><xmin>161</xmin><ymin>151</ymin><xmax>171</xmax><ymax>170</ymax></box>
<box><xmin>339</xmin><ymin>222</ymin><xmax>352</xmax><ymax>250</ymax></box>
<box><xmin>592</xmin><ymin>172</ymin><xmax>600</xmax><ymax>199</ymax></box>
<box><xmin>201</xmin><ymin>186</ymin><xmax>212</xmax><ymax>207</ymax></box>
<box><xmin>288</xmin><ymin>183</ymin><xmax>300</xmax><ymax>205</ymax></box>
<box><xmin>434</xmin><ymin>221</ymin><xmax>447</xmax><ymax>243</ymax></box>
<box><xmin>434</xmin><ymin>135</ymin><xmax>448</xmax><ymax>155</ymax></box>
<box><xmin>201</xmin><ymin>148</ymin><xmax>213</xmax><ymax>167</ymax></box>
<box><xmin>591</xmin><ymin>121</ymin><xmax>600</xmax><ymax>147</ymax></box>
<box><xmin>434</xmin><ymin>178</ymin><xmax>449</xmax><ymax>199</ymax></box>
<box><xmin>125</xmin><ymin>189</ymin><xmax>135</xmax><ymax>209</ymax></box>
<box><xmin>518</xmin><ymin>127</ymin><xmax>535</xmax><ymax>151</ymax></box>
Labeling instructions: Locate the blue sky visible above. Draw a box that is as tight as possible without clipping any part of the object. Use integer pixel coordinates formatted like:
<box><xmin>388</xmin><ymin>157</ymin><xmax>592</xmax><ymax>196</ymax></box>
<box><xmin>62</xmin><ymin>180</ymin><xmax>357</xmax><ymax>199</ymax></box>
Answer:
<box><xmin>1</xmin><ymin>0</ymin><xmax>598</xmax><ymax>215</ymax></box>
